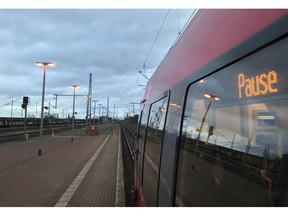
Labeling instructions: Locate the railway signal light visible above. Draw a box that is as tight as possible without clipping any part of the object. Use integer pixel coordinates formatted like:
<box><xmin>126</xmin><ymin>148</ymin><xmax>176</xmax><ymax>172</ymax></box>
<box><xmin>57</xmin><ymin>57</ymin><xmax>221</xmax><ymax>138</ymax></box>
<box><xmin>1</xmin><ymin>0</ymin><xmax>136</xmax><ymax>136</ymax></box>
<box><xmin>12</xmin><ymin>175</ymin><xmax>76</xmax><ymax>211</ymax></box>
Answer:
<box><xmin>208</xmin><ymin>125</ymin><xmax>214</xmax><ymax>136</ymax></box>
<box><xmin>22</xmin><ymin>96</ymin><xmax>29</xmax><ymax>110</ymax></box>
<box><xmin>23</xmin><ymin>96</ymin><xmax>29</xmax><ymax>105</ymax></box>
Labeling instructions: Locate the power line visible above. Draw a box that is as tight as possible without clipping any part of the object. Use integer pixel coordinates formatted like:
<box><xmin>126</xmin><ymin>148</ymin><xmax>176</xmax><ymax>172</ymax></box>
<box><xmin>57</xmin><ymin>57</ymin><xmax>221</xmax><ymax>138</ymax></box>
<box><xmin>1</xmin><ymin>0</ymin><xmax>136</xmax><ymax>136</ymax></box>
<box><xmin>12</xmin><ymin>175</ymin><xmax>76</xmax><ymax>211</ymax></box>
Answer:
<box><xmin>143</xmin><ymin>9</ymin><xmax>170</xmax><ymax>69</ymax></box>
<box><xmin>0</xmin><ymin>97</ymin><xmax>21</xmax><ymax>108</ymax></box>
<box><xmin>132</xmin><ymin>9</ymin><xmax>197</xmax><ymax>116</ymax></box>
<box><xmin>170</xmin><ymin>9</ymin><xmax>198</xmax><ymax>49</ymax></box>
<box><xmin>177</xmin><ymin>9</ymin><xmax>180</xmax><ymax>35</ymax></box>
<box><xmin>141</xmin><ymin>9</ymin><xmax>196</xmax><ymax>73</ymax></box>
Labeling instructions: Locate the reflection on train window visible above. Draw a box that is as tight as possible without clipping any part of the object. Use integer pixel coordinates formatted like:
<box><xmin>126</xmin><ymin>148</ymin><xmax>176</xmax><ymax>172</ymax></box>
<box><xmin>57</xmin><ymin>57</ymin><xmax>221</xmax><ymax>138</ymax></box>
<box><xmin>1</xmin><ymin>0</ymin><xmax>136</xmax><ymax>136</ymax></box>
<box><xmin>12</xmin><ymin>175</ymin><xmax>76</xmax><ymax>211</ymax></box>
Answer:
<box><xmin>143</xmin><ymin>97</ymin><xmax>168</xmax><ymax>206</ymax></box>
<box><xmin>256</xmin><ymin>111</ymin><xmax>275</xmax><ymax>127</ymax></box>
<box><xmin>176</xmin><ymin>37</ymin><xmax>288</xmax><ymax>206</ymax></box>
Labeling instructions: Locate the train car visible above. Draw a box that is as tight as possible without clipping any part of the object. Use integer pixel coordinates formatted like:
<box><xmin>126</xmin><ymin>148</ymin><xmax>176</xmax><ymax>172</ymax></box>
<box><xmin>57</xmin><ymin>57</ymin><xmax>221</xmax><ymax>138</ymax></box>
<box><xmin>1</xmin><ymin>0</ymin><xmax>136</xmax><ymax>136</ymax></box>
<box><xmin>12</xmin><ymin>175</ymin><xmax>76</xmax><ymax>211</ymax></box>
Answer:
<box><xmin>0</xmin><ymin>117</ymin><xmax>39</xmax><ymax>127</ymax></box>
<box><xmin>135</xmin><ymin>9</ymin><xmax>288</xmax><ymax>207</ymax></box>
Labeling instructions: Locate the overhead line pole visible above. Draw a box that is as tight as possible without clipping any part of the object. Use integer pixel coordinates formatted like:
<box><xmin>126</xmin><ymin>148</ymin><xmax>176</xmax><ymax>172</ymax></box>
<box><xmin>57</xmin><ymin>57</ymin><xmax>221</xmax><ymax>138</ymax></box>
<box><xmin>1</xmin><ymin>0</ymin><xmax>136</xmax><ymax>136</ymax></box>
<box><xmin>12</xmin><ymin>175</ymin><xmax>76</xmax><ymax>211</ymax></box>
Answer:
<box><xmin>107</xmin><ymin>97</ymin><xmax>109</xmax><ymax>117</ymax></box>
<box><xmin>88</xmin><ymin>73</ymin><xmax>92</xmax><ymax>125</ymax></box>
<box><xmin>53</xmin><ymin>93</ymin><xmax>87</xmax><ymax>111</ymax></box>
<box><xmin>130</xmin><ymin>102</ymin><xmax>140</xmax><ymax>116</ymax></box>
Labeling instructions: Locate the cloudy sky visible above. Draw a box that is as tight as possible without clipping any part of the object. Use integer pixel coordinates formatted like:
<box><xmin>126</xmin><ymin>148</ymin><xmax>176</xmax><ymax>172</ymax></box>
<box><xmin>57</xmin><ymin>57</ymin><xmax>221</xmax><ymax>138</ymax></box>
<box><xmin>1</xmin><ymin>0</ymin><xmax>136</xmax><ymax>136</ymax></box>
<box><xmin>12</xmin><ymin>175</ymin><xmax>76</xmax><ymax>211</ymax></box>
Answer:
<box><xmin>0</xmin><ymin>0</ymin><xmax>285</xmax><ymax>120</ymax></box>
<box><xmin>0</xmin><ymin>8</ymin><xmax>194</xmax><ymax>119</ymax></box>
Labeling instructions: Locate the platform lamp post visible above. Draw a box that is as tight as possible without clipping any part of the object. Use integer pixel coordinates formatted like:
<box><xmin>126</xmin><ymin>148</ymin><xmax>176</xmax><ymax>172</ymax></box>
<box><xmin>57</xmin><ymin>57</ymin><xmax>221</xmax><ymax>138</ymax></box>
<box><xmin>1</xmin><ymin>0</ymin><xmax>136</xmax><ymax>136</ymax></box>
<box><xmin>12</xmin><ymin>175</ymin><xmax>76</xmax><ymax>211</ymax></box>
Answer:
<box><xmin>70</xmin><ymin>85</ymin><xmax>80</xmax><ymax>142</ymax></box>
<box><xmin>36</xmin><ymin>61</ymin><xmax>55</xmax><ymax>156</ymax></box>
<box><xmin>197</xmin><ymin>93</ymin><xmax>220</xmax><ymax>142</ymax></box>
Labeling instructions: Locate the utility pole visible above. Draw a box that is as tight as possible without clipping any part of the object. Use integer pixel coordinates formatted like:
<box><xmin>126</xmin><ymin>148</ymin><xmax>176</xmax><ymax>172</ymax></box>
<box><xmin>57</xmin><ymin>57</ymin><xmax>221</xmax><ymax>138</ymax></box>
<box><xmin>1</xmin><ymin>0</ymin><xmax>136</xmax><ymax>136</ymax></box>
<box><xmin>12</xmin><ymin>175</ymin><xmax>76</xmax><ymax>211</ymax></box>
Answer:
<box><xmin>130</xmin><ymin>102</ymin><xmax>140</xmax><ymax>116</ymax></box>
<box><xmin>113</xmin><ymin>104</ymin><xmax>115</xmax><ymax>120</ymax></box>
<box><xmin>102</xmin><ymin>106</ymin><xmax>106</xmax><ymax>116</ymax></box>
<box><xmin>88</xmin><ymin>73</ymin><xmax>92</xmax><ymax>125</ymax></box>
<box><xmin>107</xmin><ymin>97</ymin><xmax>109</xmax><ymax>117</ymax></box>
<box><xmin>48</xmin><ymin>101</ymin><xmax>51</xmax><ymax>125</ymax></box>
<box><xmin>22</xmin><ymin>96</ymin><xmax>29</xmax><ymax>140</ymax></box>
<box><xmin>10</xmin><ymin>97</ymin><xmax>14</xmax><ymax>127</ymax></box>
<box><xmin>53</xmin><ymin>94</ymin><xmax>58</xmax><ymax>109</ymax></box>
<box><xmin>92</xmin><ymin>100</ymin><xmax>98</xmax><ymax>124</ymax></box>
<box><xmin>98</xmin><ymin>104</ymin><xmax>102</xmax><ymax>117</ymax></box>
<box><xmin>35</xmin><ymin>103</ymin><xmax>38</xmax><ymax>118</ymax></box>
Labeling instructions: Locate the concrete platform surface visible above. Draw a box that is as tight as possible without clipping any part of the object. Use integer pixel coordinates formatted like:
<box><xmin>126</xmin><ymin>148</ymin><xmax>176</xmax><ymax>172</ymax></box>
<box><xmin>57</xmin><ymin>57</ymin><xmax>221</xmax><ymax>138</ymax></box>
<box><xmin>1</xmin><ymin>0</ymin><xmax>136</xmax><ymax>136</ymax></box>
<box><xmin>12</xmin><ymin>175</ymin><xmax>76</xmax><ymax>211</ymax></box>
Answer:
<box><xmin>0</xmin><ymin>124</ymin><xmax>125</xmax><ymax>207</ymax></box>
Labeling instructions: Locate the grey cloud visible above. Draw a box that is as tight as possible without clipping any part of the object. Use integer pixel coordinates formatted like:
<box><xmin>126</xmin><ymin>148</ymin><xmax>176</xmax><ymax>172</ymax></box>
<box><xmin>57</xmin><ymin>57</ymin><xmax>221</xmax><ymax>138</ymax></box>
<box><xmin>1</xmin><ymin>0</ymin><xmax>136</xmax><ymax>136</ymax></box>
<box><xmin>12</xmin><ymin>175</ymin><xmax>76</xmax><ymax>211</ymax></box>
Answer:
<box><xmin>0</xmin><ymin>9</ymin><xmax>193</xmax><ymax>118</ymax></box>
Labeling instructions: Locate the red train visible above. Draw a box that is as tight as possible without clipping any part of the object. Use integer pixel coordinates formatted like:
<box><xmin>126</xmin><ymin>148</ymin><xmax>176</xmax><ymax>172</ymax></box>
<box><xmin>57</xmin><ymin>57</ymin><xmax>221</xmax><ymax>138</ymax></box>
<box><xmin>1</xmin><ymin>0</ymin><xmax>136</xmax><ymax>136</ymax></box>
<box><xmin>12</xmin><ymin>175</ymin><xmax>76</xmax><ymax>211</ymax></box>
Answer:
<box><xmin>135</xmin><ymin>9</ymin><xmax>288</xmax><ymax>206</ymax></box>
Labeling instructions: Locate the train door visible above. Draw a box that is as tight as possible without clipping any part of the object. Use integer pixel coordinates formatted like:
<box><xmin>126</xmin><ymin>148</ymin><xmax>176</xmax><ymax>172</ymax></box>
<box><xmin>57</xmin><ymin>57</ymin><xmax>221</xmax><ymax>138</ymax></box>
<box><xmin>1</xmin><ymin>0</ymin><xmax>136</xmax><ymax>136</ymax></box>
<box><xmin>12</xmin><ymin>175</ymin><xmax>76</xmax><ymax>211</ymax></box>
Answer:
<box><xmin>135</xmin><ymin>93</ymin><xmax>169</xmax><ymax>206</ymax></box>
<box><xmin>141</xmin><ymin>96</ymin><xmax>168</xmax><ymax>206</ymax></box>
<box><xmin>134</xmin><ymin>103</ymin><xmax>149</xmax><ymax>205</ymax></box>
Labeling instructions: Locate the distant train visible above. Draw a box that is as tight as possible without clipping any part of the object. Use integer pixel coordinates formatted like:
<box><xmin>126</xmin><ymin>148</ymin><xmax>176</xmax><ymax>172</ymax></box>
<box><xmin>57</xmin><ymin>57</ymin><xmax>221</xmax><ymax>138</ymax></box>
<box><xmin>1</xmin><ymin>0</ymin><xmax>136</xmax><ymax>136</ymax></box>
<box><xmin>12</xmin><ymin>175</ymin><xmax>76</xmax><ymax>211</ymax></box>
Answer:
<box><xmin>0</xmin><ymin>117</ymin><xmax>85</xmax><ymax>128</ymax></box>
<box><xmin>0</xmin><ymin>117</ymin><xmax>40</xmax><ymax>127</ymax></box>
<box><xmin>135</xmin><ymin>9</ymin><xmax>288</xmax><ymax>206</ymax></box>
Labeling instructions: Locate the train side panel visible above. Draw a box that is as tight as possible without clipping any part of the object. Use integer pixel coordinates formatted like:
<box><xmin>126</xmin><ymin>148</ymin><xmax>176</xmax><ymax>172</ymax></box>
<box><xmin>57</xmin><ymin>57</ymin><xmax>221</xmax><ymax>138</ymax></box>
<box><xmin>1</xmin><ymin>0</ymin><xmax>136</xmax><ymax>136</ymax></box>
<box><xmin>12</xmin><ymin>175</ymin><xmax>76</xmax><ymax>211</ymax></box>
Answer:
<box><xmin>137</xmin><ymin>10</ymin><xmax>288</xmax><ymax>207</ymax></box>
<box><xmin>144</xmin><ymin>9</ymin><xmax>287</xmax><ymax>102</ymax></box>
<box><xmin>175</xmin><ymin>35</ymin><xmax>288</xmax><ymax>206</ymax></box>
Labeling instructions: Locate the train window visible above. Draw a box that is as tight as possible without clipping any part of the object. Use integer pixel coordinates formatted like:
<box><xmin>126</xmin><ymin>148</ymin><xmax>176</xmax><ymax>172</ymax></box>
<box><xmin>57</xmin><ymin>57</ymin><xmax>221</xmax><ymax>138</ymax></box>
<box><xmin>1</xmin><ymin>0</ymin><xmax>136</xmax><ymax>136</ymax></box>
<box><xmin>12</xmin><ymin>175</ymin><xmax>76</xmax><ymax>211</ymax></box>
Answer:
<box><xmin>137</xmin><ymin>104</ymin><xmax>149</xmax><ymax>188</ymax></box>
<box><xmin>256</xmin><ymin>111</ymin><xmax>275</xmax><ymax>127</ymax></box>
<box><xmin>175</xmin><ymin>37</ymin><xmax>288</xmax><ymax>206</ymax></box>
<box><xmin>142</xmin><ymin>97</ymin><xmax>168</xmax><ymax>206</ymax></box>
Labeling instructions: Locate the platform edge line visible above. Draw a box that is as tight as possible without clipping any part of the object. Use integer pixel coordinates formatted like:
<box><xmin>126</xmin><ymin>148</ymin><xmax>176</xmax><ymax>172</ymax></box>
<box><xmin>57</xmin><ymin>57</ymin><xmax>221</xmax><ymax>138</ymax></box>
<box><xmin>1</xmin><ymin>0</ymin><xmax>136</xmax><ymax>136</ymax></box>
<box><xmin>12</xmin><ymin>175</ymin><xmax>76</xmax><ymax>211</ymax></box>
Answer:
<box><xmin>54</xmin><ymin>133</ymin><xmax>111</xmax><ymax>207</ymax></box>
<box><xmin>115</xmin><ymin>125</ymin><xmax>126</xmax><ymax>207</ymax></box>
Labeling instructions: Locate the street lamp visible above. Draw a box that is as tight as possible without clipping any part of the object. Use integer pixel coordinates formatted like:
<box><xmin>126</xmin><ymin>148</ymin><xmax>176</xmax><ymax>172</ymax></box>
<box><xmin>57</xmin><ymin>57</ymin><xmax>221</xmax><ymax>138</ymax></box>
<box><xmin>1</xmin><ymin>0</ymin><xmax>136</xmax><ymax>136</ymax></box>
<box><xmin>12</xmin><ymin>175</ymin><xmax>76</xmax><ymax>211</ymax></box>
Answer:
<box><xmin>70</xmin><ymin>85</ymin><xmax>80</xmax><ymax>141</ymax></box>
<box><xmin>197</xmin><ymin>93</ymin><xmax>220</xmax><ymax>141</ymax></box>
<box><xmin>36</xmin><ymin>61</ymin><xmax>55</xmax><ymax>156</ymax></box>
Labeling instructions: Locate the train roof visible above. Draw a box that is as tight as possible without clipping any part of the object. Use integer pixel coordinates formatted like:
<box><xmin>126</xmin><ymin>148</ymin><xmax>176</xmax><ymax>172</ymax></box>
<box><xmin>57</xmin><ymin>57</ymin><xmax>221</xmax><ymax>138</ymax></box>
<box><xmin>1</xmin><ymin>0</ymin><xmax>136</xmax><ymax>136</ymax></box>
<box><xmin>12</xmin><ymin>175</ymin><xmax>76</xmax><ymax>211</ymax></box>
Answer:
<box><xmin>143</xmin><ymin>9</ymin><xmax>288</xmax><ymax>102</ymax></box>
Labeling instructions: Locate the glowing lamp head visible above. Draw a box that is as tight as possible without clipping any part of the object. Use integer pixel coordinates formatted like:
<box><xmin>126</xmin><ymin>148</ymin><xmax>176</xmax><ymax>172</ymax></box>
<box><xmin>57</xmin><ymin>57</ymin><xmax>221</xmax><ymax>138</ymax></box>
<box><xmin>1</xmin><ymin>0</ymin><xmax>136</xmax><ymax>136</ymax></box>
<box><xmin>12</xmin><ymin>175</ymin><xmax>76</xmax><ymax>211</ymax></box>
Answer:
<box><xmin>69</xmin><ymin>85</ymin><xmax>80</xmax><ymax>89</ymax></box>
<box><xmin>36</xmin><ymin>61</ymin><xmax>55</xmax><ymax>67</ymax></box>
<box><xmin>204</xmin><ymin>93</ymin><xmax>220</xmax><ymax>101</ymax></box>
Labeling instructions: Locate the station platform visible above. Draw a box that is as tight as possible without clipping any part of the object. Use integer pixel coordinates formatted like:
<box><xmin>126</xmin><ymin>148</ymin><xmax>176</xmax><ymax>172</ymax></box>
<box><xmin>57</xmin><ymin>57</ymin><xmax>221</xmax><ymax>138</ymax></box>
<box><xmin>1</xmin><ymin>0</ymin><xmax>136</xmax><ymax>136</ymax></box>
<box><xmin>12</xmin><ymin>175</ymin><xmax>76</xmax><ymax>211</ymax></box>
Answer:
<box><xmin>0</xmin><ymin>124</ymin><xmax>125</xmax><ymax>207</ymax></box>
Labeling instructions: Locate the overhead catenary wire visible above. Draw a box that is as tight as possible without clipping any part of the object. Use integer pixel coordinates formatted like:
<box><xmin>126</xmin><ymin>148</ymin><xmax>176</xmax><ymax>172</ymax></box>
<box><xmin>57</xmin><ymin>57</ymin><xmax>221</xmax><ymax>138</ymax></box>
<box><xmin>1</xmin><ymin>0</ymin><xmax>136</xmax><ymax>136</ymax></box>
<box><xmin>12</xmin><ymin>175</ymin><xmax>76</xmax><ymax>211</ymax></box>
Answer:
<box><xmin>131</xmin><ymin>9</ymin><xmax>197</xmax><ymax>117</ymax></box>
<box><xmin>0</xmin><ymin>97</ymin><xmax>21</xmax><ymax>108</ymax></box>
<box><xmin>142</xmin><ymin>9</ymin><xmax>170</xmax><ymax>69</ymax></box>
<box><xmin>140</xmin><ymin>9</ymin><xmax>197</xmax><ymax>75</ymax></box>
<box><xmin>177</xmin><ymin>9</ymin><xmax>180</xmax><ymax>35</ymax></box>
<box><xmin>169</xmin><ymin>9</ymin><xmax>198</xmax><ymax>49</ymax></box>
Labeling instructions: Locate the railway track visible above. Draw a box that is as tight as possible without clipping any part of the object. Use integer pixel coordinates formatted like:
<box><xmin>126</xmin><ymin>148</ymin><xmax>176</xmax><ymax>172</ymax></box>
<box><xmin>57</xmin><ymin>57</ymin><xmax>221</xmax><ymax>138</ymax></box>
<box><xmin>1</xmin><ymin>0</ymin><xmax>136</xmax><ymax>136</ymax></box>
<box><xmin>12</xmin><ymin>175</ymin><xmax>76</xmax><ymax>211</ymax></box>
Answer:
<box><xmin>0</xmin><ymin>125</ymin><xmax>84</xmax><ymax>144</ymax></box>
<box><xmin>120</xmin><ymin>122</ymin><xmax>137</xmax><ymax>207</ymax></box>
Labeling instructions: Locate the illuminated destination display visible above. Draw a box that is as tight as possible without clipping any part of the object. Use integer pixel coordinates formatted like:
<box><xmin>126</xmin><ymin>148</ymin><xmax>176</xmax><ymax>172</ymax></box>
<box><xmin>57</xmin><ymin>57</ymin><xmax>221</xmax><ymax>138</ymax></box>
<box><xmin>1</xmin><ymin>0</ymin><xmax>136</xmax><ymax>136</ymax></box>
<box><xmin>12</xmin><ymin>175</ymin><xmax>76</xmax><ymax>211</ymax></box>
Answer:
<box><xmin>238</xmin><ymin>70</ymin><xmax>278</xmax><ymax>99</ymax></box>
<box><xmin>201</xmin><ymin>37</ymin><xmax>288</xmax><ymax>109</ymax></box>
